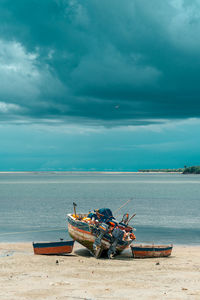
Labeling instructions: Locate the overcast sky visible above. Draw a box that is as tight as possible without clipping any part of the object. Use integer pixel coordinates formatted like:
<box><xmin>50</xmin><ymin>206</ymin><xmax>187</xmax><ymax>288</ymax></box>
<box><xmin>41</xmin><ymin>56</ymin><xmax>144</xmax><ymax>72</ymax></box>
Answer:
<box><xmin>0</xmin><ymin>0</ymin><xmax>200</xmax><ymax>171</ymax></box>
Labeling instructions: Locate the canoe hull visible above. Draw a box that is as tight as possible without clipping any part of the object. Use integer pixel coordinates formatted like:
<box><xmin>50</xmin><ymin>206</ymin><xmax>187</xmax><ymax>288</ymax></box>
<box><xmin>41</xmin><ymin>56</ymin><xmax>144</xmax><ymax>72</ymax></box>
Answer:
<box><xmin>68</xmin><ymin>222</ymin><xmax>98</xmax><ymax>252</ymax></box>
<box><xmin>131</xmin><ymin>244</ymin><xmax>173</xmax><ymax>258</ymax></box>
<box><xmin>33</xmin><ymin>240</ymin><xmax>74</xmax><ymax>255</ymax></box>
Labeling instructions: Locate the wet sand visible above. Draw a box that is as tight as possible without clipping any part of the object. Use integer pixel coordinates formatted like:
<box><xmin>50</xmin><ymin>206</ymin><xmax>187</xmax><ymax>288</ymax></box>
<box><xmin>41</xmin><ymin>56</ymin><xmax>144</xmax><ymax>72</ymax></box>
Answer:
<box><xmin>0</xmin><ymin>243</ymin><xmax>200</xmax><ymax>300</ymax></box>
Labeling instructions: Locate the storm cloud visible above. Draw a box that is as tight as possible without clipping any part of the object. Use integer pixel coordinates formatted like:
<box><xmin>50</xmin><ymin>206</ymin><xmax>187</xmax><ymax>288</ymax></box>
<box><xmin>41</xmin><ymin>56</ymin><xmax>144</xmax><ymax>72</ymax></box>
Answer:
<box><xmin>1</xmin><ymin>0</ymin><xmax>200</xmax><ymax>125</ymax></box>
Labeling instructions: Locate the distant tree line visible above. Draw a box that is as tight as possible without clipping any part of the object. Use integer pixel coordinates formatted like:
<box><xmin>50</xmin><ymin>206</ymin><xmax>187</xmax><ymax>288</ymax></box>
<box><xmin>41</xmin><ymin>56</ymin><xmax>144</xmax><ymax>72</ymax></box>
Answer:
<box><xmin>182</xmin><ymin>166</ymin><xmax>200</xmax><ymax>174</ymax></box>
<box><xmin>138</xmin><ymin>168</ymin><xmax>184</xmax><ymax>173</ymax></box>
<box><xmin>138</xmin><ymin>166</ymin><xmax>200</xmax><ymax>174</ymax></box>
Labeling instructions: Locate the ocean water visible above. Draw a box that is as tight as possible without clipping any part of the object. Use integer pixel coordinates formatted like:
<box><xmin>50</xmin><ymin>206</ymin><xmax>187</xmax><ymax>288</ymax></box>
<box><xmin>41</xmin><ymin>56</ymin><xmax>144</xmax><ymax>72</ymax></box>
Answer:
<box><xmin>0</xmin><ymin>172</ymin><xmax>199</xmax><ymax>245</ymax></box>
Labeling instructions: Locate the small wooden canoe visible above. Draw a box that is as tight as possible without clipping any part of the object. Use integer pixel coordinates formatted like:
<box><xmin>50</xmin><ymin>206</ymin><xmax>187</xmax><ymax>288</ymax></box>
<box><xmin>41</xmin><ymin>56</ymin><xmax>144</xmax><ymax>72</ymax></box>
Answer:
<box><xmin>131</xmin><ymin>244</ymin><xmax>173</xmax><ymax>258</ymax></box>
<box><xmin>33</xmin><ymin>240</ymin><xmax>75</xmax><ymax>255</ymax></box>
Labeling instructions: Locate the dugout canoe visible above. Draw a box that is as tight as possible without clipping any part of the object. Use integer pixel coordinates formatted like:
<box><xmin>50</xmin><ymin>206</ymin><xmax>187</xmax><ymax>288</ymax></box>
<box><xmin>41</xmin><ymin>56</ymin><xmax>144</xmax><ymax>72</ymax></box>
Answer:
<box><xmin>131</xmin><ymin>244</ymin><xmax>173</xmax><ymax>258</ymax></box>
<box><xmin>33</xmin><ymin>240</ymin><xmax>74</xmax><ymax>255</ymax></box>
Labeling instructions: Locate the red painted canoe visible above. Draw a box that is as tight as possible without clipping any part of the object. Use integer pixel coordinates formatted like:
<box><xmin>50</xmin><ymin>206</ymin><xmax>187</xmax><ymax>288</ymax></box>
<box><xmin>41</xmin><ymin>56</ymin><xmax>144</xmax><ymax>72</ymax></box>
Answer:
<box><xmin>131</xmin><ymin>244</ymin><xmax>173</xmax><ymax>258</ymax></box>
<box><xmin>33</xmin><ymin>240</ymin><xmax>74</xmax><ymax>255</ymax></box>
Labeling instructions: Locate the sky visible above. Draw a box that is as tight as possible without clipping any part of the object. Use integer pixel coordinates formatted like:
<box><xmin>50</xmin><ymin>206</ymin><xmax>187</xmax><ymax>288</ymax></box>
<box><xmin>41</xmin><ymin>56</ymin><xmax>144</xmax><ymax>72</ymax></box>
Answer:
<box><xmin>0</xmin><ymin>0</ymin><xmax>200</xmax><ymax>171</ymax></box>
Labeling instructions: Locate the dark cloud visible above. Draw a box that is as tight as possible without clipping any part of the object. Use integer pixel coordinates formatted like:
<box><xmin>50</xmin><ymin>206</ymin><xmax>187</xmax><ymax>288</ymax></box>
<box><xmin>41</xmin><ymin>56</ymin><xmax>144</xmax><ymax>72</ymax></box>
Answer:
<box><xmin>1</xmin><ymin>0</ymin><xmax>200</xmax><ymax>125</ymax></box>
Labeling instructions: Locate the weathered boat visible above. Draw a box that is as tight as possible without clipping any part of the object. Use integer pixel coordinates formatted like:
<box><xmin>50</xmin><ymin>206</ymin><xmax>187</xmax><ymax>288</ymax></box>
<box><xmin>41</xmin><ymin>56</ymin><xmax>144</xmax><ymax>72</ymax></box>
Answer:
<box><xmin>67</xmin><ymin>208</ymin><xmax>136</xmax><ymax>258</ymax></box>
<box><xmin>131</xmin><ymin>244</ymin><xmax>173</xmax><ymax>258</ymax></box>
<box><xmin>33</xmin><ymin>240</ymin><xmax>75</xmax><ymax>255</ymax></box>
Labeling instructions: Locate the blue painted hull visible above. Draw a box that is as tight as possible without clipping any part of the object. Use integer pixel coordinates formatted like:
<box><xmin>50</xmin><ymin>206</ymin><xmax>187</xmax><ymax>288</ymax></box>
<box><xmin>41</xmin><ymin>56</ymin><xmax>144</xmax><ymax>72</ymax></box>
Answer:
<box><xmin>131</xmin><ymin>244</ymin><xmax>173</xmax><ymax>258</ymax></box>
<box><xmin>33</xmin><ymin>240</ymin><xmax>74</xmax><ymax>255</ymax></box>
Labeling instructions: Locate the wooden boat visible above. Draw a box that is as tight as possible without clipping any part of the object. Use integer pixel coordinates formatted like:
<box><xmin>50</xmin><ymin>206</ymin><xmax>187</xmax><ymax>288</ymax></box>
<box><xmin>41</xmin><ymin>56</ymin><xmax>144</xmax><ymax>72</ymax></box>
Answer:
<box><xmin>131</xmin><ymin>244</ymin><xmax>173</xmax><ymax>258</ymax></box>
<box><xmin>33</xmin><ymin>240</ymin><xmax>75</xmax><ymax>255</ymax></box>
<box><xmin>67</xmin><ymin>208</ymin><xmax>136</xmax><ymax>258</ymax></box>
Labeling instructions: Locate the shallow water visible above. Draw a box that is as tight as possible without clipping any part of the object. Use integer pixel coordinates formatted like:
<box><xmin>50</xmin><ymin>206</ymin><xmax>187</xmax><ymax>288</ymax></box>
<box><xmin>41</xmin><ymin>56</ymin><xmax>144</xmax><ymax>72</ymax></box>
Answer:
<box><xmin>0</xmin><ymin>172</ymin><xmax>199</xmax><ymax>244</ymax></box>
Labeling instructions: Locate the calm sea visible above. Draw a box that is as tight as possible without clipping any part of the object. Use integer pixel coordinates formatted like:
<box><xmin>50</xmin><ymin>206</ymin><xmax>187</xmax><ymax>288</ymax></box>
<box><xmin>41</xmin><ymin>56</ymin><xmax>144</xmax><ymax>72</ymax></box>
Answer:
<box><xmin>0</xmin><ymin>172</ymin><xmax>199</xmax><ymax>245</ymax></box>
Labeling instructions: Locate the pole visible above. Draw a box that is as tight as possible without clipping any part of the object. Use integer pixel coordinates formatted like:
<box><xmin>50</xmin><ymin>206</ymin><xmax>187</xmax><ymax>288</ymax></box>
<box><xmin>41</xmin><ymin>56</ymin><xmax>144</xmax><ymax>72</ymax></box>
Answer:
<box><xmin>127</xmin><ymin>213</ymin><xmax>136</xmax><ymax>225</ymax></box>
<box><xmin>114</xmin><ymin>199</ymin><xmax>131</xmax><ymax>216</ymax></box>
<box><xmin>73</xmin><ymin>202</ymin><xmax>77</xmax><ymax>217</ymax></box>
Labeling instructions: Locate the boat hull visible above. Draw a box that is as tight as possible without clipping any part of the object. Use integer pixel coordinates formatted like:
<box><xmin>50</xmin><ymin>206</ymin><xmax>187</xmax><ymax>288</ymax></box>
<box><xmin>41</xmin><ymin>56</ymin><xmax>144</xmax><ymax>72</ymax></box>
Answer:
<box><xmin>67</xmin><ymin>214</ymin><xmax>132</xmax><ymax>256</ymax></box>
<box><xmin>33</xmin><ymin>240</ymin><xmax>74</xmax><ymax>255</ymax></box>
<box><xmin>131</xmin><ymin>244</ymin><xmax>173</xmax><ymax>258</ymax></box>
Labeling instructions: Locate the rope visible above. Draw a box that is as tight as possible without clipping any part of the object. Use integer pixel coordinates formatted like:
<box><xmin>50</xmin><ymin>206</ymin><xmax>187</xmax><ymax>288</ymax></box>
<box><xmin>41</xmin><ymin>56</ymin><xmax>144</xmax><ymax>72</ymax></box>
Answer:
<box><xmin>0</xmin><ymin>228</ymin><xmax>65</xmax><ymax>236</ymax></box>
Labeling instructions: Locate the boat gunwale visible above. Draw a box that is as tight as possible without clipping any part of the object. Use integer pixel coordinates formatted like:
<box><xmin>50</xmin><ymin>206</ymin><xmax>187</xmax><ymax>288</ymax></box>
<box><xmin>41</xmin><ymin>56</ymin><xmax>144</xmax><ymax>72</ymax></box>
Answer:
<box><xmin>131</xmin><ymin>244</ymin><xmax>173</xmax><ymax>250</ymax></box>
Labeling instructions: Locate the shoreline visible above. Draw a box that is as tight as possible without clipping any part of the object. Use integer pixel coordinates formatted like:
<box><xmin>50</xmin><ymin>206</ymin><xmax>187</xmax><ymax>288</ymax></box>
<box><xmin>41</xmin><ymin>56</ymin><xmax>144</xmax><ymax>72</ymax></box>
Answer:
<box><xmin>0</xmin><ymin>171</ymin><xmax>183</xmax><ymax>174</ymax></box>
<box><xmin>1</xmin><ymin>243</ymin><xmax>200</xmax><ymax>299</ymax></box>
<box><xmin>1</xmin><ymin>241</ymin><xmax>200</xmax><ymax>246</ymax></box>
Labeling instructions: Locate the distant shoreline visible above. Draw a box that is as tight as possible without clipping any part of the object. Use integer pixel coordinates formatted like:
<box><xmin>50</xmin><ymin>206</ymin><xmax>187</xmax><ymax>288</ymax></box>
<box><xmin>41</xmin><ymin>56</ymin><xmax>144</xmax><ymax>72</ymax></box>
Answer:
<box><xmin>1</xmin><ymin>166</ymin><xmax>200</xmax><ymax>174</ymax></box>
<box><xmin>0</xmin><ymin>171</ymin><xmax>183</xmax><ymax>174</ymax></box>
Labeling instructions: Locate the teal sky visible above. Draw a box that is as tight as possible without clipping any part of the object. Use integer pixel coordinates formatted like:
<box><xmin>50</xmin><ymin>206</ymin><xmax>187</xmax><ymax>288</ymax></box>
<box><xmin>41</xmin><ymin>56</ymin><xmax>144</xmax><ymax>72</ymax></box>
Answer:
<box><xmin>0</xmin><ymin>0</ymin><xmax>200</xmax><ymax>171</ymax></box>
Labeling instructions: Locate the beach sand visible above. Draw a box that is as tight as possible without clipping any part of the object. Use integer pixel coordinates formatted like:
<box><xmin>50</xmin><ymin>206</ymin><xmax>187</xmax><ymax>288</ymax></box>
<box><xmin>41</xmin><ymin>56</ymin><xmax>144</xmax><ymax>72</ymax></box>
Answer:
<box><xmin>0</xmin><ymin>243</ymin><xmax>200</xmax><ymax>300</ymax></box>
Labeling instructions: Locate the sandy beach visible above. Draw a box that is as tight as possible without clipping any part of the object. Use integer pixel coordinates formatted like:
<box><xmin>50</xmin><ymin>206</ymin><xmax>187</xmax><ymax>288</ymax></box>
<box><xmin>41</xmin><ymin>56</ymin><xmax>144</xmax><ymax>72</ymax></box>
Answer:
<box><xmin>0</xmin><ymin>243</ymin><xmax>200</xmax><ymax>300</ymax></box>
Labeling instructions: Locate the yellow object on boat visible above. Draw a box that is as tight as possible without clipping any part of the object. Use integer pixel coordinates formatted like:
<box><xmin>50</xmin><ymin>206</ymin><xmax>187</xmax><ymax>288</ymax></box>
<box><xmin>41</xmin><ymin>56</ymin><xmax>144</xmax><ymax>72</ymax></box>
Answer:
<box><xmin>82</xmin><ymin>217</ymin><xmax>91</xmax><ymax>223</ymax></box>
<box><xmin>72</xmin><ymin>214</ymin><xmax>79</xmax><ymax>219</ymax></box>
